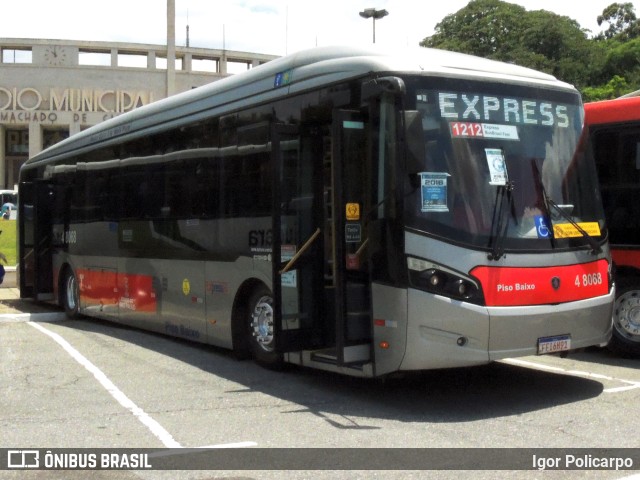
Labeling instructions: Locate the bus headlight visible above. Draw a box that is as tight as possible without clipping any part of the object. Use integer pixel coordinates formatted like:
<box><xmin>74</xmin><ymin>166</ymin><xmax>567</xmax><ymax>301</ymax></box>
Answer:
<box><xmin>407</xmin><ymin>257</ymin><xmax>484</xmax><ymax>304</ymax></box>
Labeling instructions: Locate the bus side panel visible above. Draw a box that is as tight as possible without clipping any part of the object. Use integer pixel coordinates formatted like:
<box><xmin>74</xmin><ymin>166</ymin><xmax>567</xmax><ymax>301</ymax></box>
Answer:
<box><xmin>612</xmin><ymin>249</ymin><xmax>640</xmax><ymax>271</ymax></box>
<box><xmin>122</xmin><ymin>258</ymin><xmax>206</xmax><ymax>343</ymax></box>
<box><xmin>369</xmin><ymin>283</ymin><xmax>408</xmax><ymax>376</ymax></box>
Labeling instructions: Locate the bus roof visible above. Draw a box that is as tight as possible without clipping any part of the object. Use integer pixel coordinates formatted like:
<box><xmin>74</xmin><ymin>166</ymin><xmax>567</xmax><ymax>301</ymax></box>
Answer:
<box><xmin>25</xmin><ymin>45</ymin><xmax>574</xmax><ymax>167</ymax></box>
<box><xmin>584</xmin><ymin>96</ymin><xmax>640</xmax><ymax>126</ymax></box>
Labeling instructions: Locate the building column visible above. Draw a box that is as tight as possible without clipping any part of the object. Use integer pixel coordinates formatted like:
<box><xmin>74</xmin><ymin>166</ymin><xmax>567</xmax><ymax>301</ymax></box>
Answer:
<box><xmin>148</xmin><ymin>51</ymin><xmax>156</xmax><ymax>69</ymax></box>
<box><xmin>183</xmin><ymin>53</ymin><xmax>192</xmax><ymax>72</ymax></box>
<box><xmin>28</xmin><ymin>123</ymin><xmax>42</xmax><ymax>159</ymax></box>
<box><xmin>219</xmin><ymin>54</ymin><xmax>227</xmax><ymax>74</ymax></box>
<box><xmin>69</xmin><ymin>122</ymin><xmax>82</xmax><ymax>137</ymax></box>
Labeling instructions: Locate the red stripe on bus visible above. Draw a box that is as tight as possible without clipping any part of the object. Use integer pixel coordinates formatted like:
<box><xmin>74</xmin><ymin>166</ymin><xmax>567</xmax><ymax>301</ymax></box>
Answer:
<box><xmin>470</xmin><ymin>259</ymin><xmax>609</xmax><ymax>307</ymax></box>
<box><xmin>77</xmin><ymin>269</ymin><xmax>157</xmax><ymax>313</ymax></box>
<box><xmin>611</xmin><ymin>249</ymin><xmax>640</xmax><ymax>270</ymax></box>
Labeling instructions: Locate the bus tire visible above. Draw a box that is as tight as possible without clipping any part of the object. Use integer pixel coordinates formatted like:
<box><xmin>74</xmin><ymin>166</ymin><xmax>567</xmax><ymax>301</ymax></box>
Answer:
<box><xmin>609</xmin><ymin>282</ymin><xmax>640</xmax><ymax>358</ymax></box>
<box><xmin>247</xmin><ymin>285</ymin><xmax>283</xmax><ymax>368</ymax></box>
<box><xmin>62</xmin><ymin>268</ymin><xmax>81</xmax><ymax>319</ymax></box>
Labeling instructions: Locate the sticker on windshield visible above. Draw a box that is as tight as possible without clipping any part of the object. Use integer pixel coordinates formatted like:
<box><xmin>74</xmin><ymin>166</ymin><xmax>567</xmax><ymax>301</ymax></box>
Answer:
<box><xmin>553</xmin><ymin>222</ymin><xmax>602</xmax><ymax>238</ymax></box>
<box><xmin>450</xmin><ymin>122</ymin><xmax>519</xmax><ymax>140</ymax></box>
<box><xmin>420</xmin><ymin>172</ymin><xmax>450</xmax><ymax>212</ymax></box>
<box><xmin>534</xmin><ymin>216</ymin><xmax>552</xmax><ymax>238</ymax></box>
<box><xmin>485</xmin><ymin>148</ymin><xmax>508</xmax><ymax>186</ymax></box>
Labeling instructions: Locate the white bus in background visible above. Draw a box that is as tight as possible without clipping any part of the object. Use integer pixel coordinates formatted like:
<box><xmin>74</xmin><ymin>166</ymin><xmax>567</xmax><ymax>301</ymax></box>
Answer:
<box><xmin>0</xmin><ymin>189</ymin><xmax>17</xmax><ymax>219</ymax></box>
<box><xmin>18</xmin><ymin>46</ymin><xmax>613</xmax><ymax>377</ymax></box>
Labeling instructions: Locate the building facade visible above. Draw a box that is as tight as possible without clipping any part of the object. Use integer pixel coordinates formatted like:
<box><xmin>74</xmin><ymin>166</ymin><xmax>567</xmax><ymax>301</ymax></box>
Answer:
<box><xmin>0</xmin><ymin>38</ymin><xmax>278</xmax><ymax>190</ymax></box>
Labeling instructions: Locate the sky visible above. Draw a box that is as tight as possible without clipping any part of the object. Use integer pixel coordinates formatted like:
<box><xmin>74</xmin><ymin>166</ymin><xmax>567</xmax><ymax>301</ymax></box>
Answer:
<box><xmin>2</xmin><ymin>0</ymin><xmax>639</xmax><ymax>56</ymax></box>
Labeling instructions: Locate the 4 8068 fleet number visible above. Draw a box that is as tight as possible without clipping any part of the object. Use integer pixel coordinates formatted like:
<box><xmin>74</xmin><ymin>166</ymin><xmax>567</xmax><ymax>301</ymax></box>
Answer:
<box><xmin>575</xmin><ymin>273</ymin><xmax>603</xmax><ymax>287</ymax></box>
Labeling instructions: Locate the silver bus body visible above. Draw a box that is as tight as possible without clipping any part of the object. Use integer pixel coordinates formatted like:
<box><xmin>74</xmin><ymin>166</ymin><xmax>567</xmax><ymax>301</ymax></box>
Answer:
<box><xmin>19</xmin><ymin>46</ymin><xmax>613</xmax><ymax>377</ymax></box>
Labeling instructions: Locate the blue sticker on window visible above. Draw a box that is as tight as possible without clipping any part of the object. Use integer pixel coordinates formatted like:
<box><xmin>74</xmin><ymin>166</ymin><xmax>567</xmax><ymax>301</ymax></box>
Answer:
<box><xmin>534</xmin><ymin>215</ymin><xmax>552</xmax><ymax>238</ymax></box>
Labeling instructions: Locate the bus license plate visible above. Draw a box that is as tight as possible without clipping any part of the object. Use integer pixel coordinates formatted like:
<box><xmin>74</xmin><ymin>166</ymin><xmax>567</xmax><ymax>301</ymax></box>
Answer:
<box><xmin>537</xmin><ymin>334</ymin><xmax>571</xmax><ymax>355</ymax></box>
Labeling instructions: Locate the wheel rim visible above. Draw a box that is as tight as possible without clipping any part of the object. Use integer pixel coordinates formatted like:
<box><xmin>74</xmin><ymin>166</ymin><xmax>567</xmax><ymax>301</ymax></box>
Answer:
<box><xmin>66</xmin><ymin>274</ymin><xmax>77</xmax><ymax>311</ymax></box>
<box><xmin>250</xmin><ymin>295</ymin><xmax>274</xmax><ymax>352</ymax></box>
<box><xmin>613</xmin><ymin>290</ymin><xmax>640</xmax><ymax>343</ymax></box>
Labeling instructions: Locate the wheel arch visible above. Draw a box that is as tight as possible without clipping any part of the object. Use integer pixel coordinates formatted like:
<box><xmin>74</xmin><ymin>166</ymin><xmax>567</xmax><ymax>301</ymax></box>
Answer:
<box><xmin>610</xmin><ymin>266</ymin><xmax>640</xmax><ymax>358</ymax></box>
<box><xmin>613</xmin><ymin>265</ymin><xmax>640</xmax><ymax>288</ymax></box>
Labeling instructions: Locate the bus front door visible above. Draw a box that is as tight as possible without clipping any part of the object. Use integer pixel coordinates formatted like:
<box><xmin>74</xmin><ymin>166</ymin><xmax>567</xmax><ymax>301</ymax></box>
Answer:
<box><xmin>272</xmin><ymin>113</ymin><xmax>373</xmax><ymax>368</ymax></box>
<box><xmin>325</xmin><ymin>110</ymin><xmax>373</xmax><ymax>366</ymax></box>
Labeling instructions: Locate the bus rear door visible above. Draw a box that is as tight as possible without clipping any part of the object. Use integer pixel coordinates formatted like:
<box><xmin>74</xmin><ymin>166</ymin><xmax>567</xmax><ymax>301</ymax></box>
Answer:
<box><xmin>19</xmin><ymin>180</ymin><xmax>55</xmax><ymax>301</ymax></box>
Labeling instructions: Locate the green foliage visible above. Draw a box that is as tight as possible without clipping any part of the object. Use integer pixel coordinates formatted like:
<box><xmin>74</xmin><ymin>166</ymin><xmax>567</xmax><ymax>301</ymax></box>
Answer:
<box><xmin>0</xmin><ymin>220</ymin><xmax>17</xmax><ymax>266</ymax></box>
<box><xmin>420</xmin><ymin>0</ymin><xmax>640</xmax><ymax>99</ymax></box>
<box><xmin>582</xmin><ymin>75</ymin><xmax>631</xmax><ymax>101</ymax></box>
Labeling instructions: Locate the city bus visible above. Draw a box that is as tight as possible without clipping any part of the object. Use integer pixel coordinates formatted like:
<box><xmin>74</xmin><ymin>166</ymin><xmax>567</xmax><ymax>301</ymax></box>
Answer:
<box><xmin>585</xmin><ymin>96</ymin><xmax>640</xmax><ymax>357</ymax></box>
<box><xmin>18</xmin><ymin>46</ymin><xmax>613</xmax><ymax>377</ymax></box>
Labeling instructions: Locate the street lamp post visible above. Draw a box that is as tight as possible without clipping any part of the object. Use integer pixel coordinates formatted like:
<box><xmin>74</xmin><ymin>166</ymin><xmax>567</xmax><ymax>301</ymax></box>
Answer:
<box><xmin>359</xmin><ymin>8</ymin><xmax>388</xmax><ymax>44</ymax></box>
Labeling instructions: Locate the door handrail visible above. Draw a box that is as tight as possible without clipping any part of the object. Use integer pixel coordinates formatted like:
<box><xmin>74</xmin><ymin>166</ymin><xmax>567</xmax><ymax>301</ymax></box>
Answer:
<box><xmin>279</xmin><ymin>228</ymin><xmax>321</xmax><ymax>274</ymax></box>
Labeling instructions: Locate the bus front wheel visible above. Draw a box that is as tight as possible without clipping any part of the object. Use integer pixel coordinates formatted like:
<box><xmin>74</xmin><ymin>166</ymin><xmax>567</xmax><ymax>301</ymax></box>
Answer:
<box><xmin>247</xmin><ymin>286</ymin><xmax>282</xmax><ymax>368</ymax></box>
<box><xmin>62</xmin><ymin>268</ymin><xmax>81</xmax><ymax>319</ymax></box>
<box><xmin>609</xmin><ymin>282</ymin><xmax>640</xmax><ymax>358</ymax></box>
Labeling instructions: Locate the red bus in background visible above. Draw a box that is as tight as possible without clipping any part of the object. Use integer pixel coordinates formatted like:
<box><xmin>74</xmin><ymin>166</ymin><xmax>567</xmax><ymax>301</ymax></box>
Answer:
<box><xmin>585</xmin><ymin>96</ymin><xmax>640</xmax><ymax>357</ymax></box>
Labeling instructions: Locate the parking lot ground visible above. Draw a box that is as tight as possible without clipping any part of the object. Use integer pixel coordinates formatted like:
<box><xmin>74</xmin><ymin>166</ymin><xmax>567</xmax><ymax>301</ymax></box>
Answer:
<box><xmin>0</xmin><ymin>286</ymin><xmax>62</xmax><ymax>316</ymax></box>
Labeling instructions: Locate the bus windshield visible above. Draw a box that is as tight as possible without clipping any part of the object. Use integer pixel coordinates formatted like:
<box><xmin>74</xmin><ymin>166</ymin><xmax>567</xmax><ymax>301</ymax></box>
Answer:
<box><xmin>402</xmin><ymin>77</ymin><xmax>606</xmax><ymax>254</ymax></box>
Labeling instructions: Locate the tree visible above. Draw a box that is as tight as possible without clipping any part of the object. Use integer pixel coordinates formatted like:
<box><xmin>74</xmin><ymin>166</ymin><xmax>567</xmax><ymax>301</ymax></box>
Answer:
<box><xmin>600</xmin><ymin>38</ymin><xmax>640</xmax><ymax>91</ymax></box>
<box><xmin>597</xmin><ymin>2</ymin><xmax>639</xmax><ymax>40</ymax></box>
<box><xmin>581</xmin><ymin>75</ymin><xmax>630</xmax><ymax>101</ymax></box>
<box><xmin>420</xmin><ymin>0</ymin><xmax>598</xmax><ymax>89</ymax></box>
<box><xmin>420</xmin><ymin>0</ymin><xmax>527</xmax><ymax>61</ymax></box>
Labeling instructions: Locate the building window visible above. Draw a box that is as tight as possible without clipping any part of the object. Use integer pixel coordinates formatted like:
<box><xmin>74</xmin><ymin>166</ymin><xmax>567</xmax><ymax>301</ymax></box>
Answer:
<box><xmin>155</xmin><ymin>56</ymin><xmax>183</xmax><ymax>71</ymax></box>
<box><xmin>43</xmin><ymin>129</ymin><xmax>70</xmax><ymax>150</ymax></box>
<box><xmin>192</xmin><ymin>57</ymin><xmax>217</xmax><ymax>73</ymax></box>
<box><xmin>118</xmin><ymin>52</ymin><xmax>147</xmax><ymax>68</ymax></box>
<box><xmin>79</xmin><ymin>50</ymin><xmax>110</xmax><ymax>66</ymax></box>
<box><xmin>5</xmin><ymin>129</ymin><xmax>29</xmax><ymax>155</ymax></box>
<box><xmin>2</xmin><ymin>48</ymin><xmax>32</xmax><ymax>64</ymax></box>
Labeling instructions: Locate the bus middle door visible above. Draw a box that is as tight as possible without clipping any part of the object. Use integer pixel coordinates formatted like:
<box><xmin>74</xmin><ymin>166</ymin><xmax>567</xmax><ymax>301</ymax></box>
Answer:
<box><xmin>272</xmin><ymin>124</ymin><xmax>325</xmax><ymax>355</ymax></box>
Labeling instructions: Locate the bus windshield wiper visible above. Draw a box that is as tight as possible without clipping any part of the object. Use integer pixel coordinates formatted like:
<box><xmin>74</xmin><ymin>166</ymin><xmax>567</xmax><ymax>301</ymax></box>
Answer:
<box><xmin>488</xmin><ymin>181</ymin><xmax>515</xmax><ymax>261</ymax></box>
<box><xmin>531</xmin><ymin>159</ymin><xmax>602</xmax><ymax>255</ymax></box>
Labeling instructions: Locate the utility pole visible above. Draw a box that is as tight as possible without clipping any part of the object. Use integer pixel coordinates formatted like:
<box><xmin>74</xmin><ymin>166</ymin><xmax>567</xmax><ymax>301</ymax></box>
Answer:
<box><xmin>167</xmin><ymin>0</ymin><xmax>176</xmax><ymax>96</ymax></box>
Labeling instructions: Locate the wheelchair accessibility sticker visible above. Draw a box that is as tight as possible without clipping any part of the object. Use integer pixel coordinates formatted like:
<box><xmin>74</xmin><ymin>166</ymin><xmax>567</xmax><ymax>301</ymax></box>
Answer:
<box><xmin>535</xmin><ymin>216</ymin><xmax>551</xmax><ymax>238</ymax></box>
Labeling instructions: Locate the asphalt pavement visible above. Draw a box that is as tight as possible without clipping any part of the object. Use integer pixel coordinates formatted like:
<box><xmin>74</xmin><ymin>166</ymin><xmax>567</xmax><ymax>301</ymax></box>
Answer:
<box><xmin>0</xmin><ymin>267</ymin><xmax>61</xmax><ymax>315</ymax></box>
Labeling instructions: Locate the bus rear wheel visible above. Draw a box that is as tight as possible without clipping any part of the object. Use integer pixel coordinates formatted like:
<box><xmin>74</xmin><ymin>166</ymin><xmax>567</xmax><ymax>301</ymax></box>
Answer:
<box><xmin>609</xmin><ymin>283</ymin><xmax>640</xmax><ymax>358</ymax></box>
<box><xmin>62</xmin><ymin>268</ymin><xmax>81</xmax><ymax>319</ymax></box>
<box><xmin>247</xmin><ymin>286</ymin><xmax>282</xmax><ymax>368</ymax></box>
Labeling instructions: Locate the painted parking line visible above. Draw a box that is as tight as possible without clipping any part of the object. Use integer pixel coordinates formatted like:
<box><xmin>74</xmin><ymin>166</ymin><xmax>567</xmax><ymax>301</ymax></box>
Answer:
<box><xmin>502</xmin><ymin>358</ymin><xmax>640</xmax><ymax>393</ymax></box>
<box><xmin>27</xmin><ymin>321</ymin><xmax>182</xmax><ymax>448</ymax></box>
<box><xmin>24</xmin><ymin>320</ymin><xmax>258</xmax><ymax>450</ymax></box>
<box><xmin>0</xmin><ymin>312</ymin><xmax>66</xmax><ymax>323</ymax></box>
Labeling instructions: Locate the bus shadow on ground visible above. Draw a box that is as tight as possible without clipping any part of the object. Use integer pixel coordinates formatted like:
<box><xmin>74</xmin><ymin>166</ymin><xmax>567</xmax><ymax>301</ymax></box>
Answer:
<box><xmin>46</xmin><ymin>315</ymin><xmax>604</xmax><ymax>425</ymax></box>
